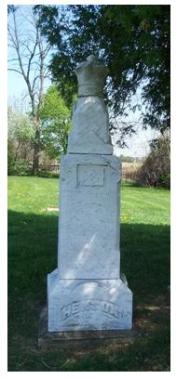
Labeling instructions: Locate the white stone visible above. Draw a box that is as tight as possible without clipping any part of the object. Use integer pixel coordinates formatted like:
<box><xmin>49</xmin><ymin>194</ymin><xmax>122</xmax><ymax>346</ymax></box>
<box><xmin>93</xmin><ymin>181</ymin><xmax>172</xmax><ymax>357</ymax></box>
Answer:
<box><xmin>48</xmin><ymin>269</ymin><xmax>133</xmax><ymax>331</ymax></box>
<box><xmin>67</xmin><ymin>55</ymin><xmax>113</xmax><ymax>155</ymax></box>
<box><xmin>58</xmin><ymin>153</ymin><xmax>121</xmax><ymax>280</ymax></box>
<box><xmin>68</xmin><ymin>97</ymin><xmax>113</xmax><ymax>155</ymax></box>
<box><xmin>75</xmin><ymin>55</ymin><xmax>108</xmax><ymax>97</ymax></box>
<box><xmin>47</xmin><ymin>55</ymin><xmax>133</xmax><ymax>332</ymax></box>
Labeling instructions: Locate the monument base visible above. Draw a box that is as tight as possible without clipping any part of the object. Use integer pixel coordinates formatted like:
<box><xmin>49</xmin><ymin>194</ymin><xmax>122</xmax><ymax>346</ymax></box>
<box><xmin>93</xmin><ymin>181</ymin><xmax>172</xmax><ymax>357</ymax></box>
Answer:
<box><xmin>47</xmin><ymin>269</ymin><xmax>133</xmax><ymax>332</ymax></box>
<box><xmin>38</xmin><ymin>307</ymin><xmax>138</xmax><ymax>351</ymax></box>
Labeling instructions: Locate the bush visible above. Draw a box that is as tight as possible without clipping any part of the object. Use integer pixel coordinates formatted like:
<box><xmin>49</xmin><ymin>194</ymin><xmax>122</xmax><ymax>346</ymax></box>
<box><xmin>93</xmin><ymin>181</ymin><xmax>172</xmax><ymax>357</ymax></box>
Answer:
<box><xmin>137</xmin><ymin>136</ymin><xmax>170</xmax><ymax>188</ymax></box>
<box><xmin>37</xmin><ymin>169</ymin><xmax>59</xmax><ymax>178</ymax></box>
<box><xmin>8</xmin><ymin>159</ymin><xmax>31</xmax><ymax>176</ymax></box>
<box><xmin>8</xmin><ymin>142</ymin><xmax>16</xmax><ymax>175</ymax></box>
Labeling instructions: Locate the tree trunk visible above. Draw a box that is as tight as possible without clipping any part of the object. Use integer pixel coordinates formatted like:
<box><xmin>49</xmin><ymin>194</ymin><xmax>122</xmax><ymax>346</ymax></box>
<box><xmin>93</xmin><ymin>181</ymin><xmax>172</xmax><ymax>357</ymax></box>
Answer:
<box><xmin>32</xmin><ymin>118</ymin><xmax>40</xmax><ymax>175</ymax></box>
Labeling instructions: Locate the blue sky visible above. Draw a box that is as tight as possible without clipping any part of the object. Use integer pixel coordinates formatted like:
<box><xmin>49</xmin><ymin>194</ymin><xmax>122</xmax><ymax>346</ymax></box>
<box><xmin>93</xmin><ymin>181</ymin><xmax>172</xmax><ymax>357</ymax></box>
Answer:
<box><xmin>8</xmin><ymin>5</ymin><xmax>53</xmax><ymax>111</ymax></box>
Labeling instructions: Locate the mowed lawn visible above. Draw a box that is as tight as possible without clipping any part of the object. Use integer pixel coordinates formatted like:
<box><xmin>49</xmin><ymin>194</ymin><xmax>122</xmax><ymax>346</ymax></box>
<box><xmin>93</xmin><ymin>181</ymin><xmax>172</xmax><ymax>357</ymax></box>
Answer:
<box><xmin>8</xmin><ymin>176</ymin><xmax>170</xmax><ymax>371</ymax></box>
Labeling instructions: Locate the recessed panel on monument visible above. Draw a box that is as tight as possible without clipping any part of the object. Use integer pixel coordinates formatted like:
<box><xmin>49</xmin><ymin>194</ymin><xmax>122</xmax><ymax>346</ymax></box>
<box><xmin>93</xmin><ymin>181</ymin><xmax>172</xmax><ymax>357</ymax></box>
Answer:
<box><xmin>58</xmin><ymin>154</ymin><xmax>121</xmax><ymax>279</ymax></box>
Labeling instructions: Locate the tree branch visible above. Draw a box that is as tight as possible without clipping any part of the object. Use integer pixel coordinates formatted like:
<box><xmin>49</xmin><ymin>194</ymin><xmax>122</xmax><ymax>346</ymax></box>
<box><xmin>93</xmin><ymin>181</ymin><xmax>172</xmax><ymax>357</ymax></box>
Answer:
<box><xmin>26</xmin><ymin>27</ymin><xmax>39</xmax><ymax>81</ymax></box>
<box><xmin>8</xmin><ymin>8</ymin><xmax>51</xmax><ymax>117</ymax></box>
<box><xmin>8</xmin><ymin>67</ymin><xmax>23</xmax><ymax>75</ymax></box>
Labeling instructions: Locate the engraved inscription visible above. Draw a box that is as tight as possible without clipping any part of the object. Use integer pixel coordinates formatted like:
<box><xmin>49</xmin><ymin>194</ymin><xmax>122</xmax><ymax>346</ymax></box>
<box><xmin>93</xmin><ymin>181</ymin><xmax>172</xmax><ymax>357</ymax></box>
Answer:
<box><xmin>77</xmin><ymin>164</ymin><xmax>105</xmax><ymax>187</ymax></box>
<box><xmin>61</xmin><ymin>300</ymin><xmax>131</xmax><ymax>323</ymax></box>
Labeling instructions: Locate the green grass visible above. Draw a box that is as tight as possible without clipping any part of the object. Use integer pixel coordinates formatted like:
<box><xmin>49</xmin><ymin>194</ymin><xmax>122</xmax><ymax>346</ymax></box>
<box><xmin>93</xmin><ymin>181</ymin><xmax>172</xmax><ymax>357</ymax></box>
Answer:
<box><xmin>8</xmin><ymin>176</ymin><xmax>170</xmax><ymax>371</ymax></box>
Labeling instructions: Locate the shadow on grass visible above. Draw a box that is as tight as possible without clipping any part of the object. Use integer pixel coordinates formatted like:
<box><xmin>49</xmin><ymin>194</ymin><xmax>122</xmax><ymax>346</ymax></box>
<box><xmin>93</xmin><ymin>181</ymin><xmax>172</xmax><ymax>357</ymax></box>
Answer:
<box><xmin>8</xmin><ymin>210</ymin><xmax>170</xmax><ymax>371</ymax></box>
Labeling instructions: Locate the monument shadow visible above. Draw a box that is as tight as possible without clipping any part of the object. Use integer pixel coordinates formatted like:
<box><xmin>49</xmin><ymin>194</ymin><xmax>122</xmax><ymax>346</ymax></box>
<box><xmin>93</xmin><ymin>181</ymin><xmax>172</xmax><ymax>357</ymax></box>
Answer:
<box><xmin>8</xmin><ymin>209</ymin><xmax>170</xmax><ymax>342</ymax></box>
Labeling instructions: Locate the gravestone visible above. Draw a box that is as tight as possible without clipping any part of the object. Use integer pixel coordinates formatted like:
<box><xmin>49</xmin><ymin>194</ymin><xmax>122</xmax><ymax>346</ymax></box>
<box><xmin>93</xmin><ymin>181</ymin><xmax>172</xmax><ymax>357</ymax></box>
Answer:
<box><xmin>47</xmin><ymin>55</ymin><xmax>133</xmax><ymax>332</ymax></box>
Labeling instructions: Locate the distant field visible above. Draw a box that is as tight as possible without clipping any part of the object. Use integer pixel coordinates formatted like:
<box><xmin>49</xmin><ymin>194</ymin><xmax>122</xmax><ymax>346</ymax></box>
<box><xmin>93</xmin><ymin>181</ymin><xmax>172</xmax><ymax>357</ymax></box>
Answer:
<box><xmin>122</xmin><ymin>161</ymin><xmax>142</xmax><ymax>181</ymax></box>
<box><xmin>8</xmin><ymin>176</ymin><xmax>170</xmax><ymax>371</ymax></box>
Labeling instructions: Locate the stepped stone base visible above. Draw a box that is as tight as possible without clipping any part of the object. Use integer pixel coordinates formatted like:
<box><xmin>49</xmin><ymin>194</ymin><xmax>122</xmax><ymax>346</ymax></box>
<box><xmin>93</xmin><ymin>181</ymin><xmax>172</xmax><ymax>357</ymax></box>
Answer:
<box><xmin>47</xmin><ymin>269</ymin><xmax>133</xmax><ymax>332</ymax></box>
<box><xmin>38</xmin><ymin>307</ymin><xmax>137</xmax><ymax>351</ymax></box>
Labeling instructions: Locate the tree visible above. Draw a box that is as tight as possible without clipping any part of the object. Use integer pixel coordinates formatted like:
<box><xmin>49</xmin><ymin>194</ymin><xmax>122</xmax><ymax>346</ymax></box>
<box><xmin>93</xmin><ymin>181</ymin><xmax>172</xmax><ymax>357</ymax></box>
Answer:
<box><xmin>137</xmin><ymin>134</ymin><xmax>170</xmax><ymax>187</ymax></box>
<box><xmin>8</xmin><ymin>5</ymin><xmax>52</xmax><ymax>174</ymax></box>
<box><xmin>34</xmin><ymin>5</ymin><xmax>170</xmax><ymax>139</ymax></box>
<box><xmin>39</xmin><ymin>85</ymin><xmax>71</xmax><ymax>158</ymax></box>
<box><xmin>8</xmin><ymin>107</ymin><xmax>35</xmax><ymax>174</ymax></box>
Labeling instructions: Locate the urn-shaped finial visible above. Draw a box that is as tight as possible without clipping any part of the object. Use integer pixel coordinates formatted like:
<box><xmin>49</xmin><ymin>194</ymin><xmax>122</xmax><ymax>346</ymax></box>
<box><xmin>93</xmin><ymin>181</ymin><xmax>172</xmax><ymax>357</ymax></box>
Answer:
<box><xmin>67</xmin><ymin>55</ymin><xmax>112</xmax><ymax>154</ymax></box>
<box><xmin>75</xmin><ymin>55</ymin><xmax>108</xmax><ymax>97</ymax></box>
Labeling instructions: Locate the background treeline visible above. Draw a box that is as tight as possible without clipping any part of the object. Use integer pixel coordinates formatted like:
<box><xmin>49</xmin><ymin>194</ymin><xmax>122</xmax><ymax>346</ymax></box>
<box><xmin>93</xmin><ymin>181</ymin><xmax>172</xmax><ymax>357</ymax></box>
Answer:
<box><xmin>8</xmin><ymin>5</ymin><xmax>170</xmax><ymax>187</ymax></box>
<box><xmin>8</xmin><ymin>86</ymin><xmax>71</xmax><ymax>177</ymax></box>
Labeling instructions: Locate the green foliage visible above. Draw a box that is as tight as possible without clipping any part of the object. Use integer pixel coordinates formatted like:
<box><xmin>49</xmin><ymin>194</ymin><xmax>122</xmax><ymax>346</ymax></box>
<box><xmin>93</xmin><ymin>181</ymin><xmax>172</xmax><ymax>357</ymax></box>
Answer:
<box><xmin>8</xmin><ymin>141</ymin><xmax>16</xmax><ymax>175</ymax></box>
<box><xmin>12</xmin><ymin>159</ymin><xmax>31</xmax><ymax>176</ymax></box>
<box><xmin>8</xmin><ymin>87</ymin><xmax>71</xmax><ymax>175</ymax></box>
<box><xmin>39</xmin><ymin>85</ymin><xmax>71</xmax><ymax>157</ymax></box>
<box><xmin>8</xmin><ymin>108</ymin><xmax>35</xmax><ymax>144</ymax></box>
<box><xmin>8</xmin><ymin>108</ymin><xmax>35</xmax><ymax>174</ymax></box>
<box><xmin>37</xmin><ymin>170</ymin><xmax>59</xmax><ymax>178</ymax></box>
<box><xmin>34</xmin><ymin>5</ymin><xmax>170</xmax><ymax>134</ymax></box>
<box><xmin>137</xmin><ymin>135</ymin><xmax>170</xmax><ymax>188</ymax></box>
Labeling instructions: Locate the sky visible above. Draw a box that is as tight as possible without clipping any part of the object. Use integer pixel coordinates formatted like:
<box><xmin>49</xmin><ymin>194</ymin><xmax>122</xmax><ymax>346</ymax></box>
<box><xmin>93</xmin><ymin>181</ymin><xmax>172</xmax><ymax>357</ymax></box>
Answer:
<box><xmin>8</xmin><ymin>4</ymin><xmax>160</xmax><ymax>159</ymax></box>
<box><xmin>8</xmin><ymin>5</ymin><xmax>53</xmax><ymax>111</ymax></box>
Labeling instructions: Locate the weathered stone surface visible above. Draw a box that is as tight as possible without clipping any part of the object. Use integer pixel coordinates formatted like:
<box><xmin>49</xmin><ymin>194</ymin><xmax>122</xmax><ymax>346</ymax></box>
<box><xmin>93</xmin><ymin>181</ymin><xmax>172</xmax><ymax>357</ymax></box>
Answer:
<box><xmin>58</xmin><ymin>154</ymin><xmax>121</xmax><ymax>280</ymax></box>
<box><xmin>39</xmin><ymin>307</ymin><xmax>137</xmax><ymax>350</ymax></box>
<box><xmin>67</xmin><ymin>55</ymin><xmax>113</xmax><ymax>155</ymax></box>
<box><xmin>47</xmin><ymin>55</ymin><xmax>133</xmax><ymax>333</ymax></box>
<box><xmin>67</xmin><ymin>96</ymin><xmax>113</xmax><ymax>155</ymax></box>
<box><xmin>48</xmin><ymin>270</ymin><xmax>132</xmax><ymax>332</ymax></box>
<box><xmin>75</xmin><ymin>55</ymin><xmax>108</xmax><ymax>97</ymax></box>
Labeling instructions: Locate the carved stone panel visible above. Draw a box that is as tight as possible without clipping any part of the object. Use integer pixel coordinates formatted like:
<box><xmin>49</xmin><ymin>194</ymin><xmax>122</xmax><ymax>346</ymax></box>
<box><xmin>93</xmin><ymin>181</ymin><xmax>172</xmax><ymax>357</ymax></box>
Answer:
<box><xmin>77</xmin><ymin>164</ymin><xmax>105</xmax><ymax>187</ymax></box>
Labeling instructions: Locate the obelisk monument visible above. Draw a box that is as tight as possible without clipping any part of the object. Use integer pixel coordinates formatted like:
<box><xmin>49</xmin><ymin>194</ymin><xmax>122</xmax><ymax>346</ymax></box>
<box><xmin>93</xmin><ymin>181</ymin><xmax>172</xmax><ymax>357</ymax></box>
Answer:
<box><xmin>47</xmin><ymin>55</ymin><xmax>133</xmax><ymax>331</ymax></box>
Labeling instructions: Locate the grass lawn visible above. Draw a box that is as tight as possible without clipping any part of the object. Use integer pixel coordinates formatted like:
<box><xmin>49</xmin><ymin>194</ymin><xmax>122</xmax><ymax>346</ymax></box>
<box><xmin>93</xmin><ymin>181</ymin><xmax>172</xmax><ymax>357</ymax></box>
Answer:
<box><xmin>8</xmin><ymin>176</ymin><xmax>170</xmax><ymax>371</ymax></box>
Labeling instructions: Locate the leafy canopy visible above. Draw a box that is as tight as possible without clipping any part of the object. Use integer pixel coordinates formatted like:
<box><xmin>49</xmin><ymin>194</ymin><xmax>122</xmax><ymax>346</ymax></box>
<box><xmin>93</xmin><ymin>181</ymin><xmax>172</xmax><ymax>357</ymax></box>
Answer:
<box><xmin>34</xmin><ymin>5</ymin><xmax>170</xmax><ymax>135</ymax></box>
<box><xmin>8</xmin><ymin>108</ymin><xmax>35</xmax><ymax>143</ymax></box>
<box><xmin>39</xmin><ymin>85</ymin><xmax>71</xmax><ymax>157</ymax></box>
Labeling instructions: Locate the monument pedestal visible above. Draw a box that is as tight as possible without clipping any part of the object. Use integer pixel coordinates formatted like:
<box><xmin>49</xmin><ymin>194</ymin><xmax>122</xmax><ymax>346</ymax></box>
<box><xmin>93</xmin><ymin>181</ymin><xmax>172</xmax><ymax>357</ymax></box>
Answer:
<box><xmin>58</xmin><ymin>153</ymin><xmax>121</xmax><ymax>280</ymax></box>
<box><xmin>47</xmin><ymin>55</ymin><xmax>133</xmax><ymax>334</ymax></box>
<box><xmin>48</xmin><ymin>270</ymin><xmax>132</xmax><ymax>332</ymax></box>
<box><xmin>47</xmin><ymin>153</ymin><xmax>133</xmax><ymax>332</ymax></box>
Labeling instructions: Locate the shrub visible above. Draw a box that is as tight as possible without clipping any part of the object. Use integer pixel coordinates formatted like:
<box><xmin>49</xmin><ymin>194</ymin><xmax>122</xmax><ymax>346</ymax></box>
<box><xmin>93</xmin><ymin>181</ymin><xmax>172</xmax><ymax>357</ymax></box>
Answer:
<box><xmin>137</xmin><ymin>135</ymin><xmax>170</xmax><ymax>188</ymax></box>
<box><xmin>9</xmin><ymin>159</ymin><xmax>31</xmax><ymax>176</ymax></box>
<box><xmin>37</xmin><ymin>169</ymin><xmax>59</xmax><ymax>178</ymax></box>
<box><xmin>8</xmin><ymin>142</ymin><xmax>16</xmax><ymax>175</ymax></box>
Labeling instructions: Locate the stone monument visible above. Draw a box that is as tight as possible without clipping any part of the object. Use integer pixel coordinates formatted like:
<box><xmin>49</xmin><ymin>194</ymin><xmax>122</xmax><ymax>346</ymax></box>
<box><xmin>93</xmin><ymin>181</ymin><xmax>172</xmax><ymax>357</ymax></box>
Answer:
<box><xmin>47</xmin><ymin>55</ymin><xmax>133</xmax><ymax>332</ymax></box>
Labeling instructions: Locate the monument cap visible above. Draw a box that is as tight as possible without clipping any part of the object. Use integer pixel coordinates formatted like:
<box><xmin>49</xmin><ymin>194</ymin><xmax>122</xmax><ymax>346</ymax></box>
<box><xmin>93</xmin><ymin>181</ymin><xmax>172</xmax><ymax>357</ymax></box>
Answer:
<box><xmin>75</xmin><ymin>55</ymin><xmax>108</xmax><ymax>97</ymax></box>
